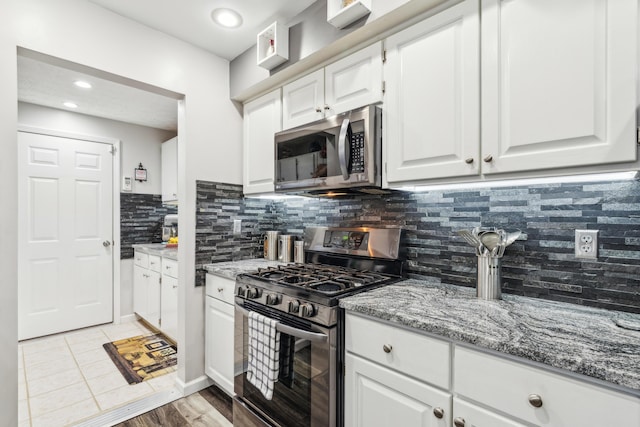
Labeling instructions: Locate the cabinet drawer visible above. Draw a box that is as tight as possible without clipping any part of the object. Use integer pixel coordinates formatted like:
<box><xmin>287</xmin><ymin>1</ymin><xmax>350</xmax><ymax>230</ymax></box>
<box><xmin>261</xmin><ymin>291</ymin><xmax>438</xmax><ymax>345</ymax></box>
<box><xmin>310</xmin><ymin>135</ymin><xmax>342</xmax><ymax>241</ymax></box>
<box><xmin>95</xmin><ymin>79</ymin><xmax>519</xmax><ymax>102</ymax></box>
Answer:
<box><xmin>454</xmin><ymin>346</ymin><xmax>640</xmax><ymax>426</ymax></box>
<box><xmin>345</xmin><ymin>313</ymin><xmax>451</xmax><ymax>390</ymax></box>
<box><xmin>148</xmin><ymin>255</ymin><xmax>161</xmax><ymax>272</ymax></box>
<box><xmin>206</xmin><ymin>274</ymin><xmax>236</xmax><ymax>305</ymax></box>
<box><xmin>134</xmin><ymin>251</ymin><xmax>149</xmax><ymax>268</ymax></box>
<box><xmin>162</xmin><ymin>258</ymin><xmax>178</xmax><ymax>278</ymax></box>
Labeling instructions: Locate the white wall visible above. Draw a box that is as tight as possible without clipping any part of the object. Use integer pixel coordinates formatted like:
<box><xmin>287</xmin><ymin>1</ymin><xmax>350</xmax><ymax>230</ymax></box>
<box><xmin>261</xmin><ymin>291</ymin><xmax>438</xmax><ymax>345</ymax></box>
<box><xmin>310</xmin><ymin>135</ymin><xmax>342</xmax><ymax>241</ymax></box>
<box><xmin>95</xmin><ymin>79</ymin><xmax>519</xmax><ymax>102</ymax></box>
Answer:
<box><xmin>18</xmin><ymin>102</ymin><xmax>176</xmax><ymax>195</ymax></box>
<box><xmin>2</xmin><ymin>0</ymin><xmax>243</xmax><ymax>421</ymax></box>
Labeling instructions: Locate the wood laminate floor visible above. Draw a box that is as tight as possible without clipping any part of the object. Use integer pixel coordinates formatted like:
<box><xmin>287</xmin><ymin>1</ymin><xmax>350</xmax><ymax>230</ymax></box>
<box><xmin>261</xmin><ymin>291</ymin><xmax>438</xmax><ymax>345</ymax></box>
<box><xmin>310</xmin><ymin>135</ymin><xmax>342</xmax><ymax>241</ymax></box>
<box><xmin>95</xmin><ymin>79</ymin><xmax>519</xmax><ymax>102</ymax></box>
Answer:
<box><xmin>114</xmin><ymin>385</ymin><xmax>233</xmax><ymax>427</ymax></box>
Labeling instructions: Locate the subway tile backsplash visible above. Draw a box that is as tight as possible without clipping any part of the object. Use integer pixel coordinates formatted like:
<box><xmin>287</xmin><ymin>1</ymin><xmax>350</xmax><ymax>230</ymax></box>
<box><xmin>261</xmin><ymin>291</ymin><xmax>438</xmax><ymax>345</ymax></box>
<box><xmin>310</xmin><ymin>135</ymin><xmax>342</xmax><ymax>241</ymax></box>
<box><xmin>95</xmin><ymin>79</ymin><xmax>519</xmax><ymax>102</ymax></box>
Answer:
<box><xmin>196</xmin><ymin>179</ymin><xmax>640</xmax><ymax>313</ymax></box>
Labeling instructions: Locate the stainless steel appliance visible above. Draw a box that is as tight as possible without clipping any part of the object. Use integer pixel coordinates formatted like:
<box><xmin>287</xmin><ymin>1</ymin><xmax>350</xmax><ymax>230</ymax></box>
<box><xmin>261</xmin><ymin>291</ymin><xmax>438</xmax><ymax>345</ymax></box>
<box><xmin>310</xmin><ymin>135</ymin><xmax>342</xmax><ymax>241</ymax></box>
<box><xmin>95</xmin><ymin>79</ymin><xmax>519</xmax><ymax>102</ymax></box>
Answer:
<box><xmin>162</xmin><ymin>214</ymin><xmax>178</xmax><ymax>242</ymax></box>
<box><xmin>234</xmin><ymin>227</ymin><xmax>404</xmax><ymax>427</ymax></box>
<box><xmin>274</xmin><ymin>105</ymin><xmax>383</xmax><ymax>196</ymax></box>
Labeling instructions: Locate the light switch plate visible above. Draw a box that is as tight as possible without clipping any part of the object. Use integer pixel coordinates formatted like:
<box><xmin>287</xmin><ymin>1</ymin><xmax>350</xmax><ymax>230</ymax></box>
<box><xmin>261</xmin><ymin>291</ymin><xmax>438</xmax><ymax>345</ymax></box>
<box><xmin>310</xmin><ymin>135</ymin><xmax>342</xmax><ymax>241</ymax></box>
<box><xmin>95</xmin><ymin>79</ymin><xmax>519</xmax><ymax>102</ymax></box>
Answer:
<box><xmin>122</xmin><ymin>176</ymin><xmax>132</xmax><ymax>191</ymax></box>
<box><xmin>233</xmin><ymin>219</ymin><xmax>242</xmax><ymax>235</ymax></box>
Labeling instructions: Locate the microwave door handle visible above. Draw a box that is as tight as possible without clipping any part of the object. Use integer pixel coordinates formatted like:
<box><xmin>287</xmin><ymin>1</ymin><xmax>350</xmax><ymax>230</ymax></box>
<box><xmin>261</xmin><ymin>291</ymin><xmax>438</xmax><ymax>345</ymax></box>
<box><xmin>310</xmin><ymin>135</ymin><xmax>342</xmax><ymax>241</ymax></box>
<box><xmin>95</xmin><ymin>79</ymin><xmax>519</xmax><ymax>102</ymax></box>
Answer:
<box><xmin>236</xmin><ymin>305</ymin><xmax>328</xmax><ymax>343</ymax></box>
<box><xmin>338</xmin><ymin>118</ymin><xmax>351</xmax><ymax>180</ymax></box>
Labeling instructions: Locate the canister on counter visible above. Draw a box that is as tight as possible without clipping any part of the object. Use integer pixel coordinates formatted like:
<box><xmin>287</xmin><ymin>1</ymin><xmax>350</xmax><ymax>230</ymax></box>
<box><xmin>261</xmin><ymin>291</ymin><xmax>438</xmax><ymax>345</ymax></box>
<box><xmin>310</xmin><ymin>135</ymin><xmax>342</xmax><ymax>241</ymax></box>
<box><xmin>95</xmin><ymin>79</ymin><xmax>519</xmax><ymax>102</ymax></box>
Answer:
<box><xmin>294</xmin><ymin>240</ymin><xmax>305</xmax><ymax>264</ymax></box>
<box><xmin>264</xmin><ymin>231</ymin><xmax>280</xmax><ymax>260</ymax></box>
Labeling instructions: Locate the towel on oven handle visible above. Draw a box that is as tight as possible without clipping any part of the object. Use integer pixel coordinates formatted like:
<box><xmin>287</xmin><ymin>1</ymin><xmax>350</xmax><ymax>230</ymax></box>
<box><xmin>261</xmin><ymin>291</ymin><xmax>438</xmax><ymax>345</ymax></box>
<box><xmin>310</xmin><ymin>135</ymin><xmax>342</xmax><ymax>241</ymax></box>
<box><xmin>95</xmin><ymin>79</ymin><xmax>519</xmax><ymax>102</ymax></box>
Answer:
<box><xmin>247</xmin><ymin>310</ymin><xmax>281</xmax><ymax>400</ymax></box>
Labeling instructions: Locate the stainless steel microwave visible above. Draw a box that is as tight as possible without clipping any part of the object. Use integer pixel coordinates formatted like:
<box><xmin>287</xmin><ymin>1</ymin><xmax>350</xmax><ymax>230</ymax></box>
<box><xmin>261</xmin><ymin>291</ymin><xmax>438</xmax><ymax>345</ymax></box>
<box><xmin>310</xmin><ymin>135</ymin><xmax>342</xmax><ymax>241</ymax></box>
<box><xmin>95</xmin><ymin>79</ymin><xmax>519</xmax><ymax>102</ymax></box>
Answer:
<box><xmin>274</xmin><ymin>104</ymin><xmax>382</xmax><ymax>195</ymax></box>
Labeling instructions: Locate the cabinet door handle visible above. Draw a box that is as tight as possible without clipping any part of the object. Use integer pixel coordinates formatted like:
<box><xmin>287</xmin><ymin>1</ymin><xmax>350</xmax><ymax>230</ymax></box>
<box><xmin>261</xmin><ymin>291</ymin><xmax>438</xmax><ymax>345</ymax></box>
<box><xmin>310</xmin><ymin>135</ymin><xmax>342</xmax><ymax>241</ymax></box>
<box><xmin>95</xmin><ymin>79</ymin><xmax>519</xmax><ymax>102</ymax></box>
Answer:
<box><xmin>465</xmin><ymin>157</ymin><xmax>474</xmax><ymax>164</ymax></box>
<box><xmin>382</xmin><ymin>344</ymin><xmax>392</xmax><ymax>353</ymax></box>
<box><xmin>483</xmin><ymin>154</ymin><xmax>493</xmax><ymax>162</ymax></box>
<box><xmin>528</xmin><ymin>394</ymin><xmax>543</xmax><ymax>408</ymax></box>
<box><xmin>433</xmin><ymin>407</ymin><xmax>444</xmax><ymax>419</ymax></box>
<box><xmin>324</xmin><ymin>105</ymin><xmax>330</xmax><ymax>110</ymax></box>
<box><xmin>315</xmin><ymin>107</ymin><xmax>322</xmax><ymax>113</ymax></box>
<box><xmin>453</xmin><ymin>417</ymin><xmax>465</xmax><ymax>427</ymax></box>
<box><xmin>217</xmin><ymin>287</ymin><xmax>224</xmax><ymax>292</ymax></box>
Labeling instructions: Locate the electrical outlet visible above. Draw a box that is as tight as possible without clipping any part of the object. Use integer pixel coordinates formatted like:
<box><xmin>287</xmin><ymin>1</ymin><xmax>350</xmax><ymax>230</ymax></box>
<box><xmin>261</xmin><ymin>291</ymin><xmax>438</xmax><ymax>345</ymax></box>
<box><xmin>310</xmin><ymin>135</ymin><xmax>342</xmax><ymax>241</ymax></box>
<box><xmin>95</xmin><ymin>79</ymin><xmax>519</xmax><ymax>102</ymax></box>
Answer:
<box><xmin>233</xmin><ymin>219</ymin><xmax>242</xmax><ymax>235</ymax></box>
<box><xmin>575</xmin><ymin>229</ymin><xmax>598</xmax><ymax>259</ymax></box>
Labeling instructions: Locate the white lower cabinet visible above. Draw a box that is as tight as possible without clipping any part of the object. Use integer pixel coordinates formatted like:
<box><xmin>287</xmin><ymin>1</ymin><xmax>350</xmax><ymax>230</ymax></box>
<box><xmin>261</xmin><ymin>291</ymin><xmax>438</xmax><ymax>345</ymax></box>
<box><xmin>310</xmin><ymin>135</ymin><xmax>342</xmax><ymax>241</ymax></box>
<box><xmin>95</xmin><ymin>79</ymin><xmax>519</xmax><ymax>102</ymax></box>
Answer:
<box><xmin>344</xmin><ymin>312</ymin><xmax>640</xmax><ymax>427</ymax></box>
<box><xmin>345</xmin><ymin>353</ymin><xmax>451</xmax><ymax>427</ymax></box>
<box><xmin>345</xmin><ymin>313</ymin><xmax>452</xmax><ymax>427</ymax></box>
<box><xmin>205</xmin><ymin>273</ymin><xmax>236</xmax><ymax>395</ymax></box>
<box><xmin>453</xmin><ymin>346</ymin><xmax>640</xmax><ymax>427</ymax></box>
<box><xmin>452</xmin><ymin>398</ymin><xmax>527</xmax><ymax>427</ymax></box>
<box><xmin>133</xmin><ymin>249</ymin><xmax>177</xmax><ymax>339</ymax></box>
<box><xmin>160</xmin><ymin>258</ymin><xmax>178</xmax><ymax>341</ymax></box>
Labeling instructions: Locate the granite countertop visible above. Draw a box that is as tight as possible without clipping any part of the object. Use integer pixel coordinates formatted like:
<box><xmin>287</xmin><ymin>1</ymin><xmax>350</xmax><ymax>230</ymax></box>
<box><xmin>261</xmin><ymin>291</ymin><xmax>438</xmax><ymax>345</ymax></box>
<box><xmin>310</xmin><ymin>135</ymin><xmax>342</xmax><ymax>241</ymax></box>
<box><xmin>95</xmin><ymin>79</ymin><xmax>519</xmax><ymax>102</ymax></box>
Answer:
<box><xmin>340</xmin><ymin>278</ymin><xmax>640</xmax><ymax>393</ymax></box>
<box><xmin>204</xmin><ymin>259</ymin><xmax>285</xmax><ymax>280</ymax></box>
<box><xmin>132</xmin><ymin>243</ymin><xmax>178</xmax><ymax>260</ymax></box>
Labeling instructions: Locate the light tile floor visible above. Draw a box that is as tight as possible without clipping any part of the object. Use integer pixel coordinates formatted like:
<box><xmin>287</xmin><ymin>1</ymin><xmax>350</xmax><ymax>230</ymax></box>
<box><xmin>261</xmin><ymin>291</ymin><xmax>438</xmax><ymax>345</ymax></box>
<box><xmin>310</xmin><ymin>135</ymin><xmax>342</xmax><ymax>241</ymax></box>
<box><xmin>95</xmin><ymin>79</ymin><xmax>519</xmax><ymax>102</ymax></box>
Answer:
<box><xmin>18</xmin><ymin>320</ymin><xmax>178</xmax><ymax>427</ymax></box>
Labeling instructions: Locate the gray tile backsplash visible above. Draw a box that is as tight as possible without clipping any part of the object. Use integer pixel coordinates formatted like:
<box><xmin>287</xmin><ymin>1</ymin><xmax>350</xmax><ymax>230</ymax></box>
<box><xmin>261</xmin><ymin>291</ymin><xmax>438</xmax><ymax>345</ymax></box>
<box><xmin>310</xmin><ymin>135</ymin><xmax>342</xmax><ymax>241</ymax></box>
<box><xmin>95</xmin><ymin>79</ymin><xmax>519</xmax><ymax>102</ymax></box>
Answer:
<box><xmin>195</xmin><ymin>179</ymin><xmax>640</xmax><ymax>313</ymax></box>
<box><xmin>120</xmin><ymin>193</ymin><xmax>177</xmax><ymax>259</ymax></box>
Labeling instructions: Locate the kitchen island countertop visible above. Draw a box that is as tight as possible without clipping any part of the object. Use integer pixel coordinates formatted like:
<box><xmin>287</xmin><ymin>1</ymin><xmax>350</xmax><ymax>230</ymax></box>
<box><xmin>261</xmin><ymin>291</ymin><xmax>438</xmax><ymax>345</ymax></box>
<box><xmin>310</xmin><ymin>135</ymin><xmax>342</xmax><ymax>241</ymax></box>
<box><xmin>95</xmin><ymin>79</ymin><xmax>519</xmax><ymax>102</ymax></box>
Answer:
<box><xmin>132</xmin><ymin>243</ymin><xmax>178</xmax><ymax>260</ymax></box>
<box><xmin>340</xmin><ymin>278</ymin><xmax>640</xmax><ymax>393</ymax></box>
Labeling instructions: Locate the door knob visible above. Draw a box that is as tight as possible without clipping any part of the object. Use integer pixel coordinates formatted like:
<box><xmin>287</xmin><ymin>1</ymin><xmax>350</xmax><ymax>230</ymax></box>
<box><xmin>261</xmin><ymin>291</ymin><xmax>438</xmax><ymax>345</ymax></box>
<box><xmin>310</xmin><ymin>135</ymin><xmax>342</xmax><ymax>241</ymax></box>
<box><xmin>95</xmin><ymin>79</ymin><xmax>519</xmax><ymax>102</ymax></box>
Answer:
<box><xmin>453</xmin><ymin>417</ymin><xmax>465</xmax><ymax>427</ymax></box>
<box><xmin>433</xmin><ymin>407</ymin><xmax>445</xmax><ymax>419</ymax></box>
<box><xmin>483</xmin><ymin>155</ymin><xmax>493</xmax><ymax>162</ymax></box>
<box><xmin>528</xmin><ymin>394</ymin><xmax>543</xmax><ymax>408</ymax></box>
<box><xmin>382</xmin><ymin>344</ymin><xmax>392</xmax><ymax>353</ymax></box>
<box><xmin>103</xmin><ymin>240</ymin><xmax>111</xmax><ymax>247</ymax></box>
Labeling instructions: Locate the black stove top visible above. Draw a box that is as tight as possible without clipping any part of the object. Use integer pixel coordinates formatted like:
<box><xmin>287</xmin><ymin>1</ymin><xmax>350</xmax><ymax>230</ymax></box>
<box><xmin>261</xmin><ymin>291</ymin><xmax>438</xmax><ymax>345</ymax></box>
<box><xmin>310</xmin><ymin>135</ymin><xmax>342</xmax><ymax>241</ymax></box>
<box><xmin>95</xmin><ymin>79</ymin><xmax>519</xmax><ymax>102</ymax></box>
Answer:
<box><xmin>245</xmin><ymin>264</ymin><xmax>393</xmax><ymax>297</ymax></box>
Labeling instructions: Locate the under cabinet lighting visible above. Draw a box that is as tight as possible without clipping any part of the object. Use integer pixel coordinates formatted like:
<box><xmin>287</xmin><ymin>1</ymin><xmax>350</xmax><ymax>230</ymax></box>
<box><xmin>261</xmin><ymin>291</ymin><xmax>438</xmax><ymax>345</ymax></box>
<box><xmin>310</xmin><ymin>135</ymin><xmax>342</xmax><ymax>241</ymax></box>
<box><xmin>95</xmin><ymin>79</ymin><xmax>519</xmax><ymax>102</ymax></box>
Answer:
<box><xmin>245</xmin><ymin>194</ymin><xmax>306</xmax><ymax>200</ymax></box>
<box><xmin>399</xmin><ymin>171</ymin><xmax>638</xmax><ymax>192</ymax></box>
<box><xmin>74</xmin><ymin>80</ymin><xmax>92</xmax><ymax>89</ymax></box>
<box><xmin>63</xmin><ymin>102</ymin><xmax>78</xmax><ymax>109</ymax></box>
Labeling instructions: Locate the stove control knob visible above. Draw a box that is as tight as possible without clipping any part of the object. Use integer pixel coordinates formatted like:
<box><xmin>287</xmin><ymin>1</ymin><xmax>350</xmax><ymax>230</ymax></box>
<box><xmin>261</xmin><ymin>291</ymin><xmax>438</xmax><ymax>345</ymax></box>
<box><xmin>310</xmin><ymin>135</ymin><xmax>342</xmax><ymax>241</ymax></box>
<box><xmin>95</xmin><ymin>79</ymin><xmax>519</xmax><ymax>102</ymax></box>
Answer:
<box><xmin>300</xmin><ymin>303</ymin><xmax>315</xmax><ymax>318</ymax></box>
<box><xmin>236</xmin><ymin>287</ymin><xmax>246</xmax><ymax>297</ymax></box>
<box><xmin>266</xmin><ymin>294</ymin><xmax>280</xmax><ymax>305</ymax></box>
<box><xmin>288</xmin><ymin>300</ymin><xmax>300</xmax><ymax>313</ymax></box>
<box><xmin>246</xmin><ymin>288</ymin><xmax>261</xmax><ymax>299</ymax></box>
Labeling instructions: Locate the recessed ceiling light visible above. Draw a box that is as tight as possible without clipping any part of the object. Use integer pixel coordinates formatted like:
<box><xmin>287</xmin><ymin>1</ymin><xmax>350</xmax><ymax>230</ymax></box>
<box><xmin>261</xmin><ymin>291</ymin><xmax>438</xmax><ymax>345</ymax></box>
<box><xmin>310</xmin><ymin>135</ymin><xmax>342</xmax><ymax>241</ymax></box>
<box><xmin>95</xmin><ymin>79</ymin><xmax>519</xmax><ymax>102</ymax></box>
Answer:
<box><xmin>63</xmin><ymin>102</ymin><xmax>78</xmax><ymax>109</ymax></box>
<box><xmin>74</xmin><ymin>80</ymin><xmax>92</xmax><ymax>89</ymax></box>
<box><xmin>211</xmin><ymin>8</ymin><xmax>243</xmax><ymax>28</ymax></box>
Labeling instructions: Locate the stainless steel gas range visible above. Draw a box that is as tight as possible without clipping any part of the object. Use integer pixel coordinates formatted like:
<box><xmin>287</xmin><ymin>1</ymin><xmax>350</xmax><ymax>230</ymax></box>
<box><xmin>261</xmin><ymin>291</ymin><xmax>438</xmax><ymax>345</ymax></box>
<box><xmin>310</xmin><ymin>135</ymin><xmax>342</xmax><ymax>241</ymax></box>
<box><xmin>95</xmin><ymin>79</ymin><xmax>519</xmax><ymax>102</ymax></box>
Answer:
<box><xmin>233</xmin><ymin>227</ymin><xmax>405</xmax><ymax>427</ymax></box>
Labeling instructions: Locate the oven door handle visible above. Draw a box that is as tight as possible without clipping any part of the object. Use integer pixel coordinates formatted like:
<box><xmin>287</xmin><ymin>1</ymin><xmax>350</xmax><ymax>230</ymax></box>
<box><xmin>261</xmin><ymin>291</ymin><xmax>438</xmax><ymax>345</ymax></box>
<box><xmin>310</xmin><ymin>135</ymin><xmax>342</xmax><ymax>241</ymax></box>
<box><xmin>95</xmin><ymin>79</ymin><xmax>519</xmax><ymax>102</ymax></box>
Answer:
<box><xmin>236</xmin><ymin>306</ymin><xmax>328</xmax><ymax>343</ymax></box>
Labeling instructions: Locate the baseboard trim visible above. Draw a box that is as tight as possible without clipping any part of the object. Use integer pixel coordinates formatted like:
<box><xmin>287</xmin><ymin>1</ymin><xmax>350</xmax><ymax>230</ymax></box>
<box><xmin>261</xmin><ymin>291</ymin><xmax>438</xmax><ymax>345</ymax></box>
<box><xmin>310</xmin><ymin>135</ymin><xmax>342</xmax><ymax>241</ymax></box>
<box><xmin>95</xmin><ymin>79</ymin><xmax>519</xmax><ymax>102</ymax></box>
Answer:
<box><xmin>176</xmin><ymin>375</ymin><xmax>213</xmax><ymax>396</ymax></box>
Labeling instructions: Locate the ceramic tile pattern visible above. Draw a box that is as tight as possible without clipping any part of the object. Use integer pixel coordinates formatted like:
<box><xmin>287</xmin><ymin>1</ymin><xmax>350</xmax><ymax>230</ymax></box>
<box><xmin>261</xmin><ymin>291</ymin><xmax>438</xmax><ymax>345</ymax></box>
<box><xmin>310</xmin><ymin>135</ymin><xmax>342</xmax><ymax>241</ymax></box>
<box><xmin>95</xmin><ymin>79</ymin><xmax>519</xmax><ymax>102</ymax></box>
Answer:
<box><xmin>19</xmin><ymin>320</ymin><xmax>177</xmax><ymax>427</ymax></box>
<box><xmin>196</xmin><ymin>179</ymin><xmax>640</xmax><ymax>313</ymax></box>
<box><xmin>120</xmin><ymin>193</ymin><xmax>177</xmax><ymax>259</ymax></box>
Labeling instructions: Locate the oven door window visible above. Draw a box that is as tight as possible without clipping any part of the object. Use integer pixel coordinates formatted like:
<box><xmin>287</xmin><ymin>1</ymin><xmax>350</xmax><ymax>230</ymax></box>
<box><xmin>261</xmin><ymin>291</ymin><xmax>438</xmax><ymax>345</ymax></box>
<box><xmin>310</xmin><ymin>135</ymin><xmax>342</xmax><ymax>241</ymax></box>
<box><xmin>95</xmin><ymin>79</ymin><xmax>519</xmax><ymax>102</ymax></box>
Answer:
<box><xmin>238</xmin><ymin>306</ymin><xmax>334</xmax><ymax>427</ymax></box>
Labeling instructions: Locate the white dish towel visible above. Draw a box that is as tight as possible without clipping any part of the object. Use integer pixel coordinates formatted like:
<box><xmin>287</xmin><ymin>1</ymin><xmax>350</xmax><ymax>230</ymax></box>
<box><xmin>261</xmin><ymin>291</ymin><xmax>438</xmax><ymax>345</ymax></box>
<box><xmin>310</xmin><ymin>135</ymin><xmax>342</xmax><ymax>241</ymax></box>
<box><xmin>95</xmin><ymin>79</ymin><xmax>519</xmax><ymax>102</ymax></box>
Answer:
<box><xmin>247</xmin><ymin>310</ymin><xmax>281</xmax><ymax>400</ymax></box>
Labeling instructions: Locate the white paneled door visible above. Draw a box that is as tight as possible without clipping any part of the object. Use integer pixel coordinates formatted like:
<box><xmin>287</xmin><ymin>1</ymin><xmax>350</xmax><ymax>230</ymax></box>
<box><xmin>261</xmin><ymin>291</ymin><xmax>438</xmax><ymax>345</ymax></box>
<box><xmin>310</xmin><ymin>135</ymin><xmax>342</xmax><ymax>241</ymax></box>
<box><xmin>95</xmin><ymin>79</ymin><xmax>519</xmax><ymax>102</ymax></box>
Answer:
<box><xmin>18</xmin><ymin>131</ymin><xmax>114</xmax><ymax>340</ymax></box>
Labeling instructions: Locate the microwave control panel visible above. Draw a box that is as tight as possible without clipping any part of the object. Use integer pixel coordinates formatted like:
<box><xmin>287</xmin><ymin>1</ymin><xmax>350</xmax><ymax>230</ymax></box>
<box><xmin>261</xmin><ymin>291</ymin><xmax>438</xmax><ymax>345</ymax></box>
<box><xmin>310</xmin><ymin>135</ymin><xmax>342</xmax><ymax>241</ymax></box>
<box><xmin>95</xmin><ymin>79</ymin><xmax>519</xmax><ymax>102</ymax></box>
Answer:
<box><xmin>350</xmin><ymin>132</ymin><xmax>365</xmax><ymax>173</ymax></box>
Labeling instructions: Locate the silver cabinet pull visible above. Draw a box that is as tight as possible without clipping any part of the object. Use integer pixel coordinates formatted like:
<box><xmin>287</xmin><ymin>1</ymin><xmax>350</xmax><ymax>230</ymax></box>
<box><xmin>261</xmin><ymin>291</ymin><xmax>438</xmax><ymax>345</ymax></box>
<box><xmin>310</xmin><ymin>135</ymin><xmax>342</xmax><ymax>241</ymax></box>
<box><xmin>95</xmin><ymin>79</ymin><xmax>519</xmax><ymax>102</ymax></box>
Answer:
<box><xmin>382</xmin><ymin>344</ymin><xmax>392</xmax><ymax>353</ymax></box>
<box><xmin>453</xmin><ymin>417</ymin><xmax>465</xmax><ymax>427</ymax></box>
<box><xmin>483</xmin><ymin>155</ymin><xmax>493</xmax><ymax>162</ymax></box>
<box><xmin>103</xmin><ymin>240</ymin><xmax>111</xmax><ymax>247</ymax></box>
<box><xmin>465</xmin><ymin>157</ymin><xmax>474</xmax><ymax>164</ymax></box>
<box><xmin>324</xmin><ymin>105</ymin><xmax>330</xmax><ymax>110</ymax></box>
<box><xmin>315</xmin><ymin>107</ymin><xmax>322</xmax><ymax>113</ymax></box>
<box><xmin>528</xmin><ymin>394</ymin><xmax>543</xmax><ymax>408</ymax></box>
<box><xmin>217</xmin><ymin>287</ymin><xmax>224</xmax><ymax>292</ymax></box>
<box><xmin>433</xmin><ymin>407</ymin><xmax>444</xmax><ymax>419</ymax></box>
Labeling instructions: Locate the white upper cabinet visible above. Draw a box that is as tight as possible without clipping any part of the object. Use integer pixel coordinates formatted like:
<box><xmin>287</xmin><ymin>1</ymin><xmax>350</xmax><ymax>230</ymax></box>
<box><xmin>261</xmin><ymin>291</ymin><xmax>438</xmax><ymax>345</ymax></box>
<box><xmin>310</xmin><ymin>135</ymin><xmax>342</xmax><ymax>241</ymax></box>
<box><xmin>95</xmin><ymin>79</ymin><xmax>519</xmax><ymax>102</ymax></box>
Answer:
<box><xmin>282</xmin><ymin>42</ymin><xmax>383</xmax><ymax>130</ymax></box>
<box><xmin>243</xmin><ymin>89</ymin><xmax>282</xmax><ymax>195</ymax></box>
<box><xmin>161</xmin><ymin>137</ymin><xmax>178</xmax><ymax>203</ymax></box>
<box><xmin>282</xmin><ymin>69</ymin><xmax>325</xmax><ymax>129</ymax></box>
<box><xmin>384</xmin><ymin>0</ymin><xmax>480</xmax><ymax>185</ymax></box>
<box><xmin>481</xmin><ymin>0</ymin><xmax>638</xmax><ymax>174</ymax></box>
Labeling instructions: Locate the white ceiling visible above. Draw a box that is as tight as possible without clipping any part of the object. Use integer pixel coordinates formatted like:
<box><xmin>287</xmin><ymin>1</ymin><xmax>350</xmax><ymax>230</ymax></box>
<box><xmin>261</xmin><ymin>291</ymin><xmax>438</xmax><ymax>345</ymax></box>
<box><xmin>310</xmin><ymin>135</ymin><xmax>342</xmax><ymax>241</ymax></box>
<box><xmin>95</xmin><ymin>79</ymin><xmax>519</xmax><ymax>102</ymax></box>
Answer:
<box><xmin>17</xmin><ymin>1</ymin><xmax>318</xmax><ymax>131</ymax></box>
<box><xmin>18</xmin><ymin>54</ymin><xmax>181</xmax><ymax>131</ymax></box>
<box><xmin>88</xmin><ymin>0</ymin><xmax>317</xmax><ymax>60</ymax></box>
